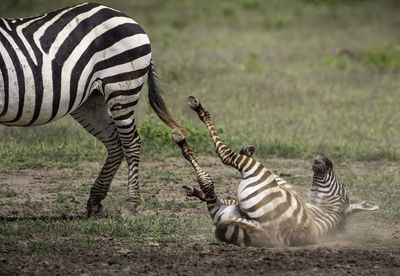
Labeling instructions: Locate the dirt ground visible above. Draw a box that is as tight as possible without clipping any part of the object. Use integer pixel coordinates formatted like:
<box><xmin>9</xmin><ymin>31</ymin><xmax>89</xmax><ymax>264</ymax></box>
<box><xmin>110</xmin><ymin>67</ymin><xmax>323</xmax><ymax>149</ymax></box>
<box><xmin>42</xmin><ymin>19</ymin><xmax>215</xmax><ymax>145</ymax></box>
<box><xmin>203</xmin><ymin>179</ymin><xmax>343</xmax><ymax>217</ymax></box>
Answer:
<box><xmin>1</xmin><ymin>157</ymin><xmax>400</xmax><ymax>275</ymax></box>
<box><xmin>2</xmin><ymin>241</ymin><xmax>400</xmax><ymax>275</ymax></box>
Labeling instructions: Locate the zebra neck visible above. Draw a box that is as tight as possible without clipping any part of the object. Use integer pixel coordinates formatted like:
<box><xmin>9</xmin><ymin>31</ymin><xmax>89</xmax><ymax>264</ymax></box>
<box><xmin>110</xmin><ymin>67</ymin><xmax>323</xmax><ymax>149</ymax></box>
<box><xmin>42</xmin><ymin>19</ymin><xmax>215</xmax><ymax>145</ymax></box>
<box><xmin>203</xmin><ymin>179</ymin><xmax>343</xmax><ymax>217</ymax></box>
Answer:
<box><xmin>306</xmin><ymin>203</ymin><xmax>344</xmax><ymax>236</ymax></box>
<box><xmin>310</xmin><ymin>172</ymin><xmax>349</xmax><ymax>211</ymax></box>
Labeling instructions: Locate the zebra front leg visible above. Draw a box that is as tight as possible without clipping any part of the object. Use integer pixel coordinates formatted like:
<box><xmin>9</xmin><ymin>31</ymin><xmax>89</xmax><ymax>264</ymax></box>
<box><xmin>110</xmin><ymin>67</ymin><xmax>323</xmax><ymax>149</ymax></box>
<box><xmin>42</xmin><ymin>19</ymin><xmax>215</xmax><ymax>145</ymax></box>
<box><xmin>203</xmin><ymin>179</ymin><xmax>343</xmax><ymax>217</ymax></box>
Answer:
<box><xmin>186</xmin><ymin>96</ymin><xmax>242</xmax><ymax>170</ymax></box>
<box><xmin>182</xmin><ymin>185</ymin><xmax>207</xmax><ymax>202</ymax></box>
<box><xmin>182</xmin><ymin>185</ymin><xmax>238</xmax><ymax>206</ymax></box>
<box><xmin>71</xmin><ymin>92</ymin><xmax>124</xmax><ymax>217</ymax></box>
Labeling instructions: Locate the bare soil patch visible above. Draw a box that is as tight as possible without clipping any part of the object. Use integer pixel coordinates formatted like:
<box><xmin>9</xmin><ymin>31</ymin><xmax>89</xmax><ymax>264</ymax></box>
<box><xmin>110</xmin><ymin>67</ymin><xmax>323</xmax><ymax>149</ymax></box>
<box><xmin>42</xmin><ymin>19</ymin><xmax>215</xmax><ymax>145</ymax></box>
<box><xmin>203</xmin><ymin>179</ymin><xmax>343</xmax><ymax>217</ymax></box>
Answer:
<box><xmin>1</xmin><ymin>242</ymin><xmax>400</xmax><ymax>275</ymax></box>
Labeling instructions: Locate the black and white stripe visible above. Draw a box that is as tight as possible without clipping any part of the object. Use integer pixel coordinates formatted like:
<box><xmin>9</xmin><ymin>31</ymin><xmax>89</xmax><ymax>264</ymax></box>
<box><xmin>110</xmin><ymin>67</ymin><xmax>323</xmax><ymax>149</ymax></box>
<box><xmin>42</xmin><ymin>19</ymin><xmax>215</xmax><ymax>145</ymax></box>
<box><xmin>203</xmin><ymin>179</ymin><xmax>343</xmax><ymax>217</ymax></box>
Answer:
<box><xmin>174</xmin><ymin>96</ymin><xmax>378</xmax><ymax>247</ymax></box>
<box><xmin>306</xmin><ymin>155</ymin><xmax>350</xmax><ymax>235</ymax></box>
<box><xmin>0</xmin><ymin>3</ymin><xmax>188</xmax><ymax>217</ymax></box>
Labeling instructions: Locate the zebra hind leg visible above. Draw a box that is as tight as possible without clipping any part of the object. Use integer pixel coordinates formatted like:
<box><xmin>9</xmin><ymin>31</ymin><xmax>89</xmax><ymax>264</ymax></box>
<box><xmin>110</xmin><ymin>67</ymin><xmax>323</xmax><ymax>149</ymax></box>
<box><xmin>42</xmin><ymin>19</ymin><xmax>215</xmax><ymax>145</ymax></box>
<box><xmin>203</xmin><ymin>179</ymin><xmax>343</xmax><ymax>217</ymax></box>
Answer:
<box><xmin>70</xmin><ymin>92</ymin><xmax>124</xmax><ymax>217</ymax></box>
<box><xmin>106</xmin><ymin>95</ymin><xmax>143</xmax><ymax>218</ymax></box>
<box><xmin>186</xmin><ymin>96</ymin><xmax>240</xmax><ymax>169</ymax></box>
<box><xmin>239</xmin><ymin>145</ymin><xmax>255</xmax><ymax>157</ymax></box>
<box><xmin>171</xmin><ymin>128</ymin><xmax>216</xmax><ymax>203</ymax></box>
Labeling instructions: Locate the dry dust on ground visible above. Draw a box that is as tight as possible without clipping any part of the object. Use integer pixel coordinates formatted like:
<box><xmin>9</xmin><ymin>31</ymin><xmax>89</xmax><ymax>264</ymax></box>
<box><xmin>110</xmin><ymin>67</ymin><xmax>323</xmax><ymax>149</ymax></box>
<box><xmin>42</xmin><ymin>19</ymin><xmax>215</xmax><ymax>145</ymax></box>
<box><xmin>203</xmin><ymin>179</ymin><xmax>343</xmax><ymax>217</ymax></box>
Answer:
<box><xmin>1</xmin><ymin>157</ymin><xmax>400</xmax><ymax>275</ymax></box>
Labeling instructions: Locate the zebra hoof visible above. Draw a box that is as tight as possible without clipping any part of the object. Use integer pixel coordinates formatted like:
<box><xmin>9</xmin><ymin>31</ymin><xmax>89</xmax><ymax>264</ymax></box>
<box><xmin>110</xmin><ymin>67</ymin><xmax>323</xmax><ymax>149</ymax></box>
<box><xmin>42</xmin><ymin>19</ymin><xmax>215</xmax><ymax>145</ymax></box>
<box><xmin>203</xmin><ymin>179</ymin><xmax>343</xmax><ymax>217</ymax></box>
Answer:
<box><xmin>182</xmin><ymin>184</ymin><xmax>195</xmax><ymax>196</ymax></box>
<box><xmin>186</xmin><ymin>96</ymin><xmax>200</xmax><ymax>110</ymax></box>
<box><xmin>86</xmin><ymin>200</ymin><xmax>103</xmax><ymax>218</ymax></box>
<box><xmin>172</xmin><ymin>128</ymin><xmax>185</xmax><ymax>143</ymax></box>
<box><xmin>239</xmin><ymin>145</ymin><xmax>255</xmax><ymax>157</ymax></box>
<box><xmin>121</xmin><ymin>202</ymin><xmax>137</xmax><ymax>219</ymax></box>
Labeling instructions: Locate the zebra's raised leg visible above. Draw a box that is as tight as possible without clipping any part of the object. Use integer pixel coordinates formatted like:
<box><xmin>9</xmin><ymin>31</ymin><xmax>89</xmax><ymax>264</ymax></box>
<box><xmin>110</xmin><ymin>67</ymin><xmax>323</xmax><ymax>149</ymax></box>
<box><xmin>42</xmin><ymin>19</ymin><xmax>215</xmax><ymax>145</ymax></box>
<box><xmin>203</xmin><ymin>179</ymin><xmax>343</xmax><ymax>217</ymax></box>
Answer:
<box><xmin>172</xmin><ymin>129</ymin><xmax>216</xmax><ymax>203</ymax></box>
<box><xmin>172</xmin><ymin>129</ymin><xmax>239</xmax><ymax>206</ymax></box>
<box><xmin>186</xmin><ymin>96</ymin><xmax>243</xmax><ymax>171</ymax></box>
<box><xmin>70</xmin><ymin>92</ymin><xmax>124</xmax><ymax>217</ymax></box>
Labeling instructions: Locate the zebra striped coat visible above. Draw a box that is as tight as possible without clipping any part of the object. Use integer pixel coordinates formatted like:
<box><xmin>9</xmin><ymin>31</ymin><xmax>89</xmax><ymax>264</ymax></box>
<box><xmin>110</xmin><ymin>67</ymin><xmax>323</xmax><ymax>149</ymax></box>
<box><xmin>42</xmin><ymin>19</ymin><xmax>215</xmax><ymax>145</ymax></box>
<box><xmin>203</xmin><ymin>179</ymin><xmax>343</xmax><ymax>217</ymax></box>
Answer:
<box><xmin>173</xmin><ymin>96</ymin><xmax>378</xmax><ymax>247</ymax></box>
<box><xmin>0</xmin><ymin>3</ymin><xmax>187</xmax><ymax>217</ymax></box>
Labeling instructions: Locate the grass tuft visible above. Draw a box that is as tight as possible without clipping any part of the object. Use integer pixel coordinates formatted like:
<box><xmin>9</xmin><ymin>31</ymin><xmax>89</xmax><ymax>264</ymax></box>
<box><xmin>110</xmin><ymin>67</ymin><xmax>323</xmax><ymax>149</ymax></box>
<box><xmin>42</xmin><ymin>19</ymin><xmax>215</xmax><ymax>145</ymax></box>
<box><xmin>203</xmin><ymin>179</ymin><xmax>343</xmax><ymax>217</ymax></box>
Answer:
<box><xmin>361</xmin><ymin>44</ymin><xmax>400</xmax><ymax>71</ymax></box>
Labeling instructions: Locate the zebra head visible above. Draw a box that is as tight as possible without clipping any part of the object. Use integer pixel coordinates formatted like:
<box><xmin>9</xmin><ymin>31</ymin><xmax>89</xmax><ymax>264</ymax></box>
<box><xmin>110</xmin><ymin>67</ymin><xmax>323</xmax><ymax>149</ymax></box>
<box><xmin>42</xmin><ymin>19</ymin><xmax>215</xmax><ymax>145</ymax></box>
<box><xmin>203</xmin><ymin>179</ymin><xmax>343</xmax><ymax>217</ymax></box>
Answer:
<box><xmin>309</xmin><ymin>155</ymin><xmax>378</xmax><ymax>234</ymax></box>
<box><xmin>312</xmin><ymin>155</ymin><xmax>333</xmax><ymax>175</ymax></box>
<box><xmin>310</xmin><ymin>155</ymin><xmax>350</xmax><ymax>211</ymax></box>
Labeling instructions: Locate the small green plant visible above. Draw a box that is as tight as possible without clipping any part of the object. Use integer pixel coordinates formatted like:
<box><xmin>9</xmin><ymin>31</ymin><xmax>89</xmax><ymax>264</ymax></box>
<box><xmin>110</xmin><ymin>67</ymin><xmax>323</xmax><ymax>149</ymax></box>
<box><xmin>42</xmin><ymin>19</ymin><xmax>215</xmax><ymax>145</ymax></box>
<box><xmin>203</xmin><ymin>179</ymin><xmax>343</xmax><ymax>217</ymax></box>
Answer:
<box><xmin>241</xmin><ymin>0</ymin><xmax>262</xmax><ymax>9</ymax></box>
<box><xmin>221</xmin><ymin>6</ymin><xmax>236</xmax><ymax>18</ymax></box>
<box><xmin>263</xmin><ymin>16</ymin><xmax>292</xmax><ymax>30</ymax></box>
<box><xmin>162</xmin><ymin>32</ymin><xmax>178</xmax><ymax>48</ymax></box>
<box><xmin>53</xmin><ymin>193</ymin><xmax>76</xmax><ymax>204</ymax></box>
<box><xmin>243</xmin><ymin>52</ymin><xmax>264</xmax><ymax>73</ymax></box>
<box><xmin>303</xmin><ymin>0</ymin><xmax>368</xmax><ymax>7</ymax></box>
<box><xmin>361</xmin><ymin>45</ymin><xmax>400</xmax><ymax>71</ymax></box>
<box><xmin>0</xmin><ymin>190</ymin><xmax>18</xmax><ymax>198</ymax></box>
<box><xmin>170</xmin><ymin>17</ymin><xmax>188</xmax><ymax>29</ymax></box>
<box><xmin>324</xmin><ymin>55</ymin><xmax>349</xmax><ymax>70</ymax></box>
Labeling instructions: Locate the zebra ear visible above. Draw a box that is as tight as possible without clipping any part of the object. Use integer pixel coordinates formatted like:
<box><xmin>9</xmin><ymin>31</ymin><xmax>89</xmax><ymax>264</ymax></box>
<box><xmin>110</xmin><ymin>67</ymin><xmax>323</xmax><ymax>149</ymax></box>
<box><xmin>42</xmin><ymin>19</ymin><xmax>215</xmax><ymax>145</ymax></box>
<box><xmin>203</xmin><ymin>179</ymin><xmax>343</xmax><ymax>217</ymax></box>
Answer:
<box><xmin>323</xmin><ymin>156</ymin><xmax>333</xmax><ymax>169</ymax></box>
<box><xmin>344</xmin><ymin>201</ymin><xmax>379</xmax><ymax>215</ymax></box>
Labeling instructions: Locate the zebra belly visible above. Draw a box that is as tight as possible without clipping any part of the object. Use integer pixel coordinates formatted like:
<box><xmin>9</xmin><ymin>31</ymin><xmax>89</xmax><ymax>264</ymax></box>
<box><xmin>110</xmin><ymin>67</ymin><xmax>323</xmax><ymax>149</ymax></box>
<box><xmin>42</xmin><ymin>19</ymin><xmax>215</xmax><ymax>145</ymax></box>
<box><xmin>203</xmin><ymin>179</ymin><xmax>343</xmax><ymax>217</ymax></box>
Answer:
<box><xmin>237</xmin><ymin>177</ymin><xmax>318</xmax><ymax>246</ymax></box>
<box><xmin>0</xmin><ymin>63</ymin><xmax>81</xmax><ymax>126</ymax></box>
<box><xmin>0</xmin><ymin>57</ymin><xmax>42</xmax><ymax>126</ymax></box>
<box><xmin>237</xmin><ymin>174</ymin><xmax>286</xmax><ymax>220</ymax></box>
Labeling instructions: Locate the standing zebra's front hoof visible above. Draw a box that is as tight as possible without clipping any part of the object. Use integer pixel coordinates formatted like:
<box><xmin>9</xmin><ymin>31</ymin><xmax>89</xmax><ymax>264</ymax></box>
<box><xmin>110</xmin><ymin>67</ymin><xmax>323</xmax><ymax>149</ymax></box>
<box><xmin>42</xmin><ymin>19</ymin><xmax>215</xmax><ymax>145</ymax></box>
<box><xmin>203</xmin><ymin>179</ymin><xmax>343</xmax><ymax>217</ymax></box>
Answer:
<box><xmin>121</xmin><ymin>202</ymin><xmax>137</xmax><ymax>219</ymax></box>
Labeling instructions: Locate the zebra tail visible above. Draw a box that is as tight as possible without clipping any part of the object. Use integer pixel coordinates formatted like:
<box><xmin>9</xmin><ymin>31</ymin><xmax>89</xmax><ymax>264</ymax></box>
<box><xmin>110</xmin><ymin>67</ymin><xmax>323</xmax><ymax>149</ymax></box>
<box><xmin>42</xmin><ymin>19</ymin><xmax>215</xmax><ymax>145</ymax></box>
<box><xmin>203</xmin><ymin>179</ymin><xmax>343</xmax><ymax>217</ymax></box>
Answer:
<box><xmin>147</xmin><ymin>62</ymin><xmax>190</xmax><ymax>136</ymax></box>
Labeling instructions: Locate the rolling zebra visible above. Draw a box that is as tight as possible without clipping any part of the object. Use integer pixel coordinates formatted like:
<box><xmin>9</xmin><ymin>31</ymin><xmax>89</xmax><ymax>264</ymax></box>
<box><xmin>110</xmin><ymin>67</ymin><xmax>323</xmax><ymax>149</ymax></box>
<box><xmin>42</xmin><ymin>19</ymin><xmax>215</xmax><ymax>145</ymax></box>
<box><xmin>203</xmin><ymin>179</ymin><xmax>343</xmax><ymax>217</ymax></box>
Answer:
<box><xmin>172</xmin><ymin>96</ymin><xmax>378</xmax><ymax>247</ymax></box>
<box><xmin>0</xmin><ymin>3</ymin><xmax>188</xmax><ymax>218</ymax></box>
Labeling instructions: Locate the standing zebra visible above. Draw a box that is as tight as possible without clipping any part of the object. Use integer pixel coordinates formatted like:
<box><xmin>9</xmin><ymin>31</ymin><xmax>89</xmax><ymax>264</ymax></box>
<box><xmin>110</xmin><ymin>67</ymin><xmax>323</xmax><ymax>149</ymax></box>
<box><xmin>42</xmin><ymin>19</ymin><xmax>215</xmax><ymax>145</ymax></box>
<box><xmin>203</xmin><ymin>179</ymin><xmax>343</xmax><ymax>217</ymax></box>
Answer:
<box><xmin>172</xmin><ymin>96</ymin><xmax>378</xmax><ymax>247</ymax></box>
<box><xmin>0</xmin><ymin>3</ymin><xmax>188</xmax><ymax>218</ymax></box>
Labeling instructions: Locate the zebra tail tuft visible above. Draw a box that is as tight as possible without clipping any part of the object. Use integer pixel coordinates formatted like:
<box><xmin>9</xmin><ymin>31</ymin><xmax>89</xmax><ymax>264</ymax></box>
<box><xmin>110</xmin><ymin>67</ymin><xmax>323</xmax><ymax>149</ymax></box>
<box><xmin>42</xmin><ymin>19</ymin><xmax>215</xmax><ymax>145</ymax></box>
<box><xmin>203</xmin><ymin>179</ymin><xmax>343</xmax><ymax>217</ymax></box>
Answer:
<box><xmin>147</xmin><ymin>62</ymin><xmax>190</xmax><ymax>136</ymax></box>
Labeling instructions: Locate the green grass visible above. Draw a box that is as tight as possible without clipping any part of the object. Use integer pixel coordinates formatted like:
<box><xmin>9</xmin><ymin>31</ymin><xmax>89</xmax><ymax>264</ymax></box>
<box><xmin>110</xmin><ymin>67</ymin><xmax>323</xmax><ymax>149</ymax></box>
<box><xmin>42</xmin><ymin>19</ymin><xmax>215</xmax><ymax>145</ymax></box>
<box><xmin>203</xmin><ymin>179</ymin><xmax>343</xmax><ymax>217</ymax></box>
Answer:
<box><xmin>139</xmin><ymin>198</ymin><xmax>201</xmax><ymax>211</ymax></box>
<box><xmin>345</xmin><ymin>169</ymin><xmax>400</xmax><ymax>220</ymax></box>
<box><xmin>1</xmin><ymin>0</ymin><xmax>400</xmax><ymax>168</ymax></box>
<box><xmin>361</xmin><ymin>44</ymin><xmax>400</xmax><ymax>71</ymax></box>
<box><xmin>0</xmin><ymin>190</ymin><xmax>18</xmax><ymax>198</ymax></box>
<box><xmin>0</xmin><ymin>215</ymin><xmax>213</xmax><ymax>254</ymax></box>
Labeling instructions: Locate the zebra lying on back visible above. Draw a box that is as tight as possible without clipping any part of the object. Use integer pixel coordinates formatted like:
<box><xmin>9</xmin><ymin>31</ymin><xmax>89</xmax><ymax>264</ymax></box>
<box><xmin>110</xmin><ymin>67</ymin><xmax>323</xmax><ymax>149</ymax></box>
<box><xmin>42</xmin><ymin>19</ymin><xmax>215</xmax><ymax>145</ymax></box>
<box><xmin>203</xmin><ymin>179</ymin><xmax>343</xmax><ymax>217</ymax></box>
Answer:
<box><xmin>172</xmin><ymin>96</ymin><xmax>378</xmax><ymax>247</ymax></box>
<box><xmin>0</xmin><ymin>3</ymin><xmax>188</xmax><ymax>218</ymax></box>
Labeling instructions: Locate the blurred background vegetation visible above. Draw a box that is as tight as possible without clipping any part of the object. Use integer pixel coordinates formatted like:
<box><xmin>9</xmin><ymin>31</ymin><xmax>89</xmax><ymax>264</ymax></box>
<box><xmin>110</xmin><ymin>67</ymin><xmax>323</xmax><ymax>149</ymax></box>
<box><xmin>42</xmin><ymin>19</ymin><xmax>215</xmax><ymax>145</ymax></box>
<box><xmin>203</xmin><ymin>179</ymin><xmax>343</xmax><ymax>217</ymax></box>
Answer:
<box><xmin>1</xmin><ymin>0</ymin><xmax>400</xmax><ymax>169</ymax></box>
